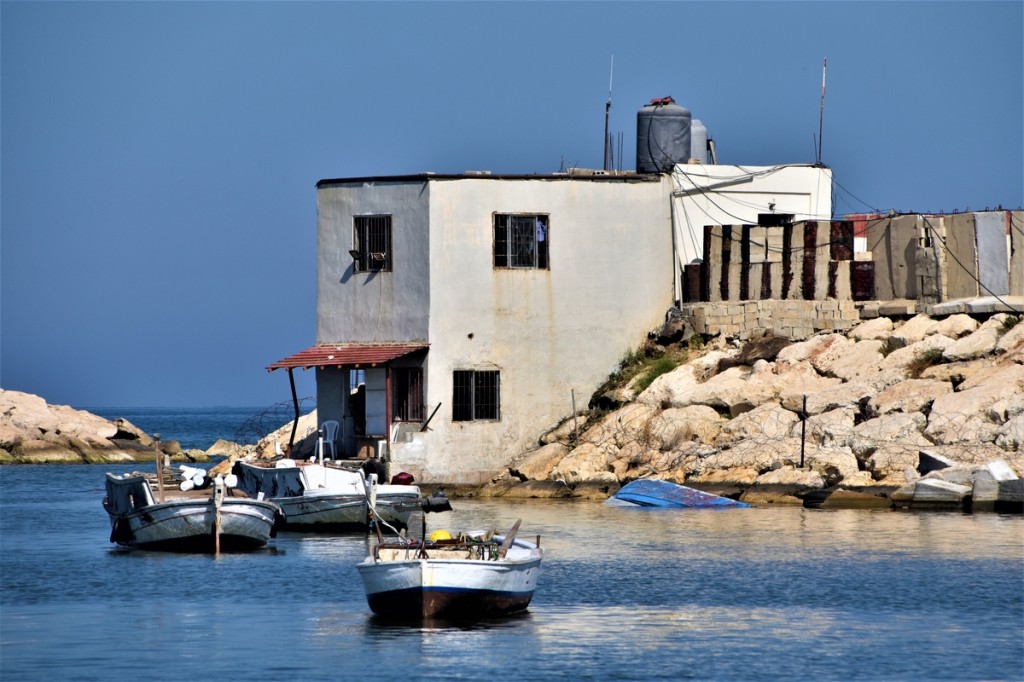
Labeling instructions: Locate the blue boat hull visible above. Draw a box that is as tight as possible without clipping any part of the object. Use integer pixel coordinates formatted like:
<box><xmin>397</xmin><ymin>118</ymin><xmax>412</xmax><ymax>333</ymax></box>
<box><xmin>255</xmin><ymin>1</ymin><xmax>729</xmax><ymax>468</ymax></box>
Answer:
<box><xmin>609</xmin><ymin>479</ymin><xmax>750</xmax><ymax>508</ymax></box>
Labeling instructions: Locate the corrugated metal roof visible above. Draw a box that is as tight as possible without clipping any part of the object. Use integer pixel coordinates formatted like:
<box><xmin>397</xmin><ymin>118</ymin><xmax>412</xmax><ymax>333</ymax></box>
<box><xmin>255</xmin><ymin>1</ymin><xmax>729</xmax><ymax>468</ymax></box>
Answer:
<box><xmin>268</xmin><ymin>343</ymin><xmax>428</xmax><ymax>371</ymax></box>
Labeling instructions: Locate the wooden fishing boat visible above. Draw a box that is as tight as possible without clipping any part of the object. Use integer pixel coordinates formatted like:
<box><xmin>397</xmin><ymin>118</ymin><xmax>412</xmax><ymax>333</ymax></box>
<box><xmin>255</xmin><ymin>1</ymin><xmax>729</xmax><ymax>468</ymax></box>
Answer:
<box><xmin>357</xmin><ymin>516</ymin><xmax>544</xmax><ymax>621</ymax></box>
<box><xmin>232</xmin><ymin>460</ymin><xmax>422</xmax><ymax>532</ymax></box>
<box><xmin>608</xmin><ymin>478</ymin><xmax>750</xmax><ymax>508</ymax></box>
<box><xmin>102</xmin><ymin>473</ymin><xmax>280</xmax><ymax>552</ymax></box>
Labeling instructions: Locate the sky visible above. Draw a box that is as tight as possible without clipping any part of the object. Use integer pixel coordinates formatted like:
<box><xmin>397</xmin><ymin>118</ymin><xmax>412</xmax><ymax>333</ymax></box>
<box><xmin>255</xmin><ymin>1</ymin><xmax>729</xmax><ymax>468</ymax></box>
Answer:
<box><xmin>2</xmin><ymin>1</ymin><xmax>1022</xmax><ymax>409</ymax></box>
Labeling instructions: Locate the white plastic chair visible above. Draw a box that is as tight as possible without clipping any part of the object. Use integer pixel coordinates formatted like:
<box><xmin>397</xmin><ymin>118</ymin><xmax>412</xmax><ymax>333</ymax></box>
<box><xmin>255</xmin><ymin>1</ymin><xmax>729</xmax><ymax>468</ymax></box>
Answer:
<box><xmin>320</xmin><ymin>420</ymin><xmax>340</xmax><ymax>459</ymax></box>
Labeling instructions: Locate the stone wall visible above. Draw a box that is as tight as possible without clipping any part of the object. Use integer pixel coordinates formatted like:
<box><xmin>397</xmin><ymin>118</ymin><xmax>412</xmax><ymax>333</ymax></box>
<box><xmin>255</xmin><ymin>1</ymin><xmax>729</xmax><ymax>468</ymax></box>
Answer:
<box><xmin>680</xmin><ymin>299</ymin><xmax>861</xmax><ymax>341</ymax></box>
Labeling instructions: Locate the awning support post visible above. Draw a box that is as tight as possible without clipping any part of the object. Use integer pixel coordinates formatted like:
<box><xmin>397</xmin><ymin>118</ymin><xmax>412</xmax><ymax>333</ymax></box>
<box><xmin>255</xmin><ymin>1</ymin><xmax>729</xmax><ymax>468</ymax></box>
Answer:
<box><xmin>287</xmin><ymin>368</ymin><xmax>299</xmax><ymax>450</ymax></box>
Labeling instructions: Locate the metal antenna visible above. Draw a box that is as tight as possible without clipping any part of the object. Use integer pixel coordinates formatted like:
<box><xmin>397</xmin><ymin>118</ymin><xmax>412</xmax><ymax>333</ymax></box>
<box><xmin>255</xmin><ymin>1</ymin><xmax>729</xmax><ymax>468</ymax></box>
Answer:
<box><xmin>817</xmin><ymin>57</ymin><xmax>827</xmax><ymax>165</ymax></box>
<box><xmin>603</xmin><ymin>55</ymin><xmax>614</xmax><ymax>171</ymax></box>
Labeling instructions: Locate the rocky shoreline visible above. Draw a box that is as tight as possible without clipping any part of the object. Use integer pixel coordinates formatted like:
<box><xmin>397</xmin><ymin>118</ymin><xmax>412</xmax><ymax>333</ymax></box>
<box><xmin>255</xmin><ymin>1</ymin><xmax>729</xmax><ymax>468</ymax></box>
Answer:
<box><xmin>0</xmin><ymin>390</ymin><xmax>220</xmax><ymax>466</ymax></box>
<box><xmin>472</xmin><ymin>310</ymin><xmax>1024</xmax><ymax>512</ymax></box>
<box><xmin>4</xmin><ymin>309</ymin><xmax>1024</xmax><ymax>512</ymax></box>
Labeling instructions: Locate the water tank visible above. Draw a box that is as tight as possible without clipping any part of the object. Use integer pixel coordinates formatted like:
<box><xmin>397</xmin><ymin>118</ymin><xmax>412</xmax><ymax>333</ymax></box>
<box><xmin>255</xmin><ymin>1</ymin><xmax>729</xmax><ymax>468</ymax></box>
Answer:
<box><xmin>636</xmin><ymin>97</ymin><xmax>691</xmax><ymax>173</ymax></box>
<box><xmin>690</xmin><ymin>119</ymin><xmax>708</xmax><ymax>163</ymax></box>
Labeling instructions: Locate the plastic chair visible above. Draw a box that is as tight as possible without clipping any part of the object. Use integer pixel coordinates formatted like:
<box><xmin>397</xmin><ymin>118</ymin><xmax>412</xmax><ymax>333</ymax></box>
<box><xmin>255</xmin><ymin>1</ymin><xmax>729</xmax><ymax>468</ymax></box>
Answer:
<box><xmin>319</xmin><ymin>420</ymin><xmax>340</xmax><ymax>459</ymax></box>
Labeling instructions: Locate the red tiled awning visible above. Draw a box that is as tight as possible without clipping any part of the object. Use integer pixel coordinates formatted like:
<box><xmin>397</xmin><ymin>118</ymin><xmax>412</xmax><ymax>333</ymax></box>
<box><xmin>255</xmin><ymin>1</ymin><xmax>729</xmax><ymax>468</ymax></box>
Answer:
<box><xmin>267</xmin><ymin>343</ymin><xmax>428</xmax><ymax>371</ymax></box>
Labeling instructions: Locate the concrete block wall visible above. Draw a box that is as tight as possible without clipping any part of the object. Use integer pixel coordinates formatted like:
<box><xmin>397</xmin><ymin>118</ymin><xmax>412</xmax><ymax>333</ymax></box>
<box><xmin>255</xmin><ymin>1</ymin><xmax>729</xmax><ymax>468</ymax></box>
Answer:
<box><xmin>681</xmin><ymin>299</ymin><xmax>860</xmax><ymax>341</ymax></box>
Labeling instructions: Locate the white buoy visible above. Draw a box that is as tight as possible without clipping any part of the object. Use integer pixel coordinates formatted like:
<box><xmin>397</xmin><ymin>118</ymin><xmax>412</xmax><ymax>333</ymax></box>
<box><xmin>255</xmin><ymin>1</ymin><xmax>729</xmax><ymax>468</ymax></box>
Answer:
<box><xmin>224</xmin><ymin>474</ymin><xmax>238</xmax><ymax>488</ymax></box>
<box><xmin>180</xmin><ymin>480</ymin><xmax>195</xmax><ymax>492</ymax></box>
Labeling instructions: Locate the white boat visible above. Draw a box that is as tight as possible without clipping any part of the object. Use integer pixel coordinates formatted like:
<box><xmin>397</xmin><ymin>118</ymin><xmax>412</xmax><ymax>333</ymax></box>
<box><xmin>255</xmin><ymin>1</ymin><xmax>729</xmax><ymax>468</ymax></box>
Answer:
<box><xmin>102</xmin><ymin>472</ymin><xmax>280</xmax><ymax>553</ymax></box>
<box><xmin>232</xmin><ymin>460</ymin><xmax>421</xmax><ymax>532</ymax></box>
<box><xmin>357</xmin><ymin>518</ymin><xmax>544</xmax><ymax>620</ymax></box>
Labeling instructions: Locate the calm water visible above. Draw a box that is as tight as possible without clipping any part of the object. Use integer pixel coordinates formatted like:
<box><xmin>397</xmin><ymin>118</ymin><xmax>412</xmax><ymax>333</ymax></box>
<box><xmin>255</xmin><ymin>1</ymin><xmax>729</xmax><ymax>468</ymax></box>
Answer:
<box><xmin>85</xmin><ymin>405</ymin><xmax>310</xmax><ymax>450</ymax></box>
<box><xmin>1</xmin><ymin>463</ymin><xmax>1022</xmax><ymax>682</ymax></box>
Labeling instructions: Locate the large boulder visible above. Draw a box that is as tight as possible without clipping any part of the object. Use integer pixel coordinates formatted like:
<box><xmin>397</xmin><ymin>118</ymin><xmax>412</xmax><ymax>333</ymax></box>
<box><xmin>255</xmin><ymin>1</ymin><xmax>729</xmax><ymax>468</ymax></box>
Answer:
<box><xmin>0</xmin><ymin>389</ymin><xmax>178</xmax><ymax>465</ymax></box>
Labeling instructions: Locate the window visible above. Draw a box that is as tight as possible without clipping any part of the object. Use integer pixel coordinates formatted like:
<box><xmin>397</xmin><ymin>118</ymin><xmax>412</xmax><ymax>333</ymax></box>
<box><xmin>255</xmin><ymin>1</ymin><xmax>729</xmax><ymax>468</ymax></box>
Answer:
<box><xmin>452</xmin><ymin>370</ymin><xmax>500</xmax><ymax>421</ymax></box>
<box><xmin>353</xmin><ymin>215</ymin><xmax>392</xmax><ymax>272</ymax></box>
<box><xmin>392</xmin><ymin>368</ymin><xmax>424</xmax><ymax>422</ymax></box>
<box><xmin>493</xmin><ymin>214</ymin><xmax>548</xmax><ymax>269</ymax></box>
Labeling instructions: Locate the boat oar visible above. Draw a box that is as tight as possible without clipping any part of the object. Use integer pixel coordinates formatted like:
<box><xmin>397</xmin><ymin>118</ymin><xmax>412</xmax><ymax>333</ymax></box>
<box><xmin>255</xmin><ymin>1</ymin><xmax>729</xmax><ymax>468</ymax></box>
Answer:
<box><xmin>498</xmin><ymin>519</ymin><xmax>522</xmax><ymax>558</ymax></box>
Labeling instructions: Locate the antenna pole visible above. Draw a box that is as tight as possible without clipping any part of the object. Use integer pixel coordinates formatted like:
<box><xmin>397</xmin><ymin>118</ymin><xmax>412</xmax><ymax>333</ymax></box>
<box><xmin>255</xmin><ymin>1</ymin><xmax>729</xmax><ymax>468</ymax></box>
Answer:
<box><xmin>817</xmin><ymin>57</ymin><xmax>827</xmax><ymax>165</ymax></box>
<box><xmin>604</xmin><ymin>55</ymin><xmax>613</xmax><ymax>171</ymax></box>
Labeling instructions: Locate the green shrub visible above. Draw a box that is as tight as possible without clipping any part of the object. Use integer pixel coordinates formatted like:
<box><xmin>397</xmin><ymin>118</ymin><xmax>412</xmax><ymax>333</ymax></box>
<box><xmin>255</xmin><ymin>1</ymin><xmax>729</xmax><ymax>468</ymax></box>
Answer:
<box><xmin>907</xmin><ymin>347</ymin><xmax>944</xmax><ymax>377</ymax></box>
<box><xmin>633</xmin><ymin>356</ymin><xmax>680</xmax><ymax>393</ymax></box>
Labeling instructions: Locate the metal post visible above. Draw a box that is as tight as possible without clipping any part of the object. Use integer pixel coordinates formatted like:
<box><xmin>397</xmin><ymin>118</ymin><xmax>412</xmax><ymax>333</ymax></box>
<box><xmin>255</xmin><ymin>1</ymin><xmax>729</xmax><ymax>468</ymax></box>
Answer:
<box><xmin>800</xmin><ymin>395</ymin><xmax>807</xmax><ymax>469</ymax></box>
<box><xmin>154</xmin><ymin>434</ymin><xmax>165</xmax><ymax>503</ymax></box>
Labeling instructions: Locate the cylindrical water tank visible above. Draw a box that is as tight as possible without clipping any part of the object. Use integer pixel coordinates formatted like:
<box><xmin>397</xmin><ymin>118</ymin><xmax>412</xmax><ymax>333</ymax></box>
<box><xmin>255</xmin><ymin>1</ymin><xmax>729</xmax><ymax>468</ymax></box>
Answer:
<box><xmin>690</xmin><ymin>119</ymin><xmax>708</xmax><ymax>163</ymax></box>
<box><xmin>636</xmin><ymin>97</ymin><xmax>691</xmax><ymax>173</ymax></box>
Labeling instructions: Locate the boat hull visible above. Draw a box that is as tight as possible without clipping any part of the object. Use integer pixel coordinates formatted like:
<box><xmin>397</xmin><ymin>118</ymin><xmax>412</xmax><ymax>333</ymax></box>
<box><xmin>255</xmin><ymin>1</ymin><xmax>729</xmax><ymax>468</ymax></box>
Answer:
<box><xmin>610</xmin><ymin>479</ymin><xmax>750</xmax><ymax>508</ymax></box>
<box><xmin>109</xmin><ymin>498</ymin><xmax>279</xmax><ymax>552</ymax></box>
<box><xmin>357</xmin><ymin>538</ymin><xmax>543</xmax><ymax>620</ymax></box>
<box><xmin>274</xmin><ymin>492</ymin><xmax>367</xmax><ymax>531</ymax></box>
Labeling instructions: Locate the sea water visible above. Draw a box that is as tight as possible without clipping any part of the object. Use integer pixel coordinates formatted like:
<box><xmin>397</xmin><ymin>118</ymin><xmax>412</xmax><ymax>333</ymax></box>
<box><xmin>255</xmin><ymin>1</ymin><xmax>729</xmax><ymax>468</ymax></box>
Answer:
<box><xmin>85</xmin><ymin>405</ymin><xmax>307</xmax><ymax>449</ymax></box>
<box><xmin>1</xmin><ymin>409</ymin><xmax>1022</xmax><ymax>681</ymax></box>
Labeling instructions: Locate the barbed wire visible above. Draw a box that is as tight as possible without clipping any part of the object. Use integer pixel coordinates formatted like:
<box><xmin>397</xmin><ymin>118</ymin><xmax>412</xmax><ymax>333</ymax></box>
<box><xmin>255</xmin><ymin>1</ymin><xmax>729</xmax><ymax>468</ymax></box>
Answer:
<box><xmin>232</xmin><ymin>397</ymin><xmax>317</xmax><ymax>446</ymax></box>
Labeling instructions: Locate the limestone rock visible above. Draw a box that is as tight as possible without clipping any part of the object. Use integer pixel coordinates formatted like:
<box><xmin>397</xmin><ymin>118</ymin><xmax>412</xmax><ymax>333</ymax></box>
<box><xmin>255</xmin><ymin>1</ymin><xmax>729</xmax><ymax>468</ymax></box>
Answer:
<box><xmin>799</xmin><ymin>407</ymin><xmax>857</xmax><ymax>448</ymax></box>
<box><xmin>994</xmin><ymin>319</ymin><xmax>1024</xmax><ymax>354</ymax></box>
<box><xmin>852</xmin><ymin>412</ymin><xmax>929</xmax><ymax>462</ymax></box>
<box><xmin>776</xmin><ymin>333</ymin><xmax>850</xmax><ymax>373</ymax></box>
<box><xmin>754</xmin><ymin>465</ymin><xmax>826</xmax><ymax>489</ymax></box>
<box><xmin>848</xmin><ymin>317</ymin><xmax>894</xmax><ymax>341</ymax></box>
<box><xmin>550</xmin><ymin>442</ymin><xmax>618</xmax><ymax>484</ymax></box>
<box><xmin>942</xmin><ymin>316</ymin><xmax>1006</xmax><ymax>362</ymax></box>
<box><xmin>510</xmin><ymin>442</ymin><xmax>568</xmax><ymax>481</ymax></box>
<box><xmin>890</xmin><ymin>314</ymin><xmax>937</xmax><ymax>348</ymax></box>
<box><xmin>637</xmin><ymin>364</ymin><xmax>698</xmax><ymax>408</ymax></box>
<box><xmin>879</xmin><ymin>335</ymin><xmax>955</xmax><ymax>372</ymax></box>
<box><xmin>717</xmin><ymin>403</ymin><xmax>798</xmax><ymax>444</ymax></box>
<box><xmin>827</xmin><ymin>339</ymin><xmax>885</xmax><ymax>381</ymax></box>
<box><xmin>647</xmin><ymin>405</ymin><xmax>724</xmax><ymax>448</ymax></box>
<box><xmin>931</xmin><ymin>314</ymin><xmax>978</xmax><ymax>338</ymax></box>
<box><xmin>925</xmin><ymin>378</ymin><xmax>1021</xmax><ymax>445</ymax></box>
<box><xmin>868</xmin><ymin>379</ymin><xmax>952</xmax><ymax>416</ymax></box>
<box><xmin>800</xmin><ymin>381</ymin><xmax>873</xmax><ymax>416</ymax></box>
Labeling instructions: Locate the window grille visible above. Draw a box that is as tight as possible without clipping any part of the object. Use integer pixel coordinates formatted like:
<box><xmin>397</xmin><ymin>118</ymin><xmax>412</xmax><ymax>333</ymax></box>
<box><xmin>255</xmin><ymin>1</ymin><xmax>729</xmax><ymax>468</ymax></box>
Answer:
<box><xmin>452</xmin><ymin>370</ymin><xmax>500</xmax><ymax>422</ymax></box>
<box><xmin>392</xmin><ymin>368</ymin><xmax>424</xmax><ymax>422</ymax></box>
<box><xmin>493</xmin><ymin>214</ymin><xmax>548</xmax><ymax>269</ymax></box>
<box><xmin>353</xmin><ymin>215</ymin><xmax>392</xmax><ymax>272</ymax></box>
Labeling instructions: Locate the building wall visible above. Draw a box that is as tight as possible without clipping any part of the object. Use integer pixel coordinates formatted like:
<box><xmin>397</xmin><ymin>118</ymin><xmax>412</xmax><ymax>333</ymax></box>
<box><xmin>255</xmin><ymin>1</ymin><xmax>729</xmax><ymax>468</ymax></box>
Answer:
<box><xmin>391</xmin><ymin>176</ymin><xmax>673</xmax><ymax>483</ymax></box>
<box><xmin>316</xmin><ymin>181</ymin><xmax>432</xmax><ymax>344</ymax></box>
<box><xmin>671</xmin><ymin>165</ymin><xmax>834</xmax><ymax>267</ymax></box>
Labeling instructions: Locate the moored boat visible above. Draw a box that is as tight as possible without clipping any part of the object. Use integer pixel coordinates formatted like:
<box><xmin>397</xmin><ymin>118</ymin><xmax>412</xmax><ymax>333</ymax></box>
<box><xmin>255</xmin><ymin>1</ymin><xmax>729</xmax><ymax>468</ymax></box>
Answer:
<box><xmin>357</xmin><ymin>516</ymin><xmax>544</xmax><ymax>621</ymax></box>
<box><xmin>232</xmin><ymin>459</ymin><xmax>422</xmax><ymax>532</ymax></box>
<box><xmin>102</xmin><ymin>473</ymin><xmax>280</xmax><ymax>553</ymax></box>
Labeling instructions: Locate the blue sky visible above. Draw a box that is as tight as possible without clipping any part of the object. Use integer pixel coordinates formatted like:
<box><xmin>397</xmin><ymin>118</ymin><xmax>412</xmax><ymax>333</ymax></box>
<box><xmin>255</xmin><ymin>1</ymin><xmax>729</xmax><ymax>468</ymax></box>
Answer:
<box><xmin>2</xmin><ymin>1</ymin><xmax>1022</xmax><ymax>409</ymax></box>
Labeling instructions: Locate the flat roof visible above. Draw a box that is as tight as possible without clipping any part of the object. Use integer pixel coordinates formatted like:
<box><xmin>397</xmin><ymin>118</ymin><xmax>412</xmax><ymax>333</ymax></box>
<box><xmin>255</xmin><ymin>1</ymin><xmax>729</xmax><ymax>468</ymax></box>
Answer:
<box><xmin>316</xmin><ymin>171</ymin><xmax>662</xmax><ymax>188</ymax></box>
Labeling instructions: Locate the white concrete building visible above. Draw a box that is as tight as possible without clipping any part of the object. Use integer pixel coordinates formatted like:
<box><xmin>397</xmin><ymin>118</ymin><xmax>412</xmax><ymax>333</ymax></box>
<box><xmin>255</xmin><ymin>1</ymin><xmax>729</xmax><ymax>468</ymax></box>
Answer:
<box><xmin>271</xmin><ymin>165</ymin><xmax>832</xmax><ymax>484</ymax></box>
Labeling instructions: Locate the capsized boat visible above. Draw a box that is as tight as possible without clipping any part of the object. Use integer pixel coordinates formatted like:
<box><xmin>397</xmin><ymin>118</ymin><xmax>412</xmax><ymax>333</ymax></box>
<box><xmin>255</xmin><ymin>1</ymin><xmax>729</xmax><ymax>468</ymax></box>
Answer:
<box><xmin>102</xmin><ymin>472</ymin><xmax>281</xmax><ymax>553</ymax></box>
<box><xmin>607</xmin><ymin>479</ymin><xmax>750</xmax><ymax>508</ymax></box>
<box><xmin>357</xmin><ymin>499</ymin><xmax>544</xmax><ymax>621</ymax></box>
<box><xmin>232</xmin><ymin>459</ymin><xmax>422</xmax><ymax>532</ymax></box>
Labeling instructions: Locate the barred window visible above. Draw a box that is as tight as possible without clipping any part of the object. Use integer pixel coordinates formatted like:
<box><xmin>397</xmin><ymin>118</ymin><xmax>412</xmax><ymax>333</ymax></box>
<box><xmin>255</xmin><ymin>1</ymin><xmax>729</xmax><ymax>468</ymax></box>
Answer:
<box><xmin>493</xmin><ymin>214</ymin><xmax>548</xmax><ymax>269</ymax></box>
<box><xmin>392</xmin><ymin>368</ymin><xmax>424</xmax><ymax>422</ymax></box>
<box><xmin>353</xmin><ymin>215</ymin><xmax>392</xmax><ymax>272</ymax></box>
<box><xmin>452</xmin><ymin>370</ymin><xmax>500</xmax><ymax>422</ymax></box>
